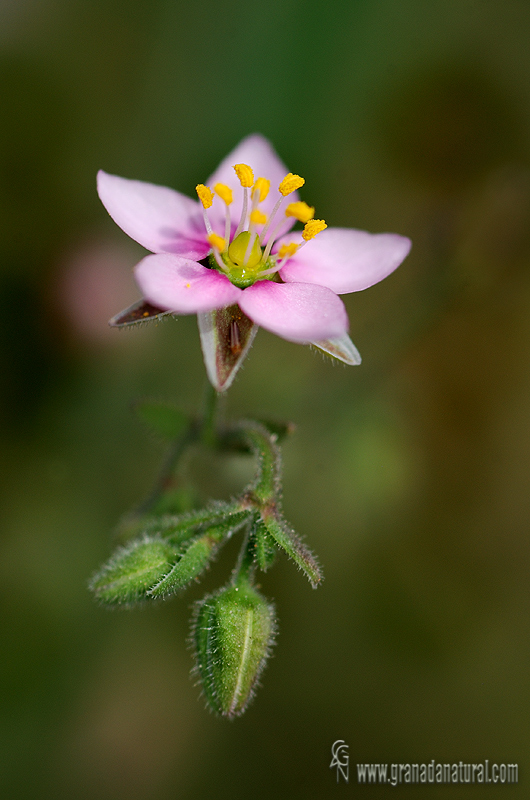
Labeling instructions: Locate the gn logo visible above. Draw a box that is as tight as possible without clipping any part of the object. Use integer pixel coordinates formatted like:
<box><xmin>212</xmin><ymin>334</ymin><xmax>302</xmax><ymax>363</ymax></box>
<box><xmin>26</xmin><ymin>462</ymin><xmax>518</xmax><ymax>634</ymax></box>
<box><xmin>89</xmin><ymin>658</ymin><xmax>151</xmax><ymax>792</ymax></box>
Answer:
<box><xmin>330</xmin><ymin>740</ymin><xmax>349</xmax><ymax>783</ymax></box>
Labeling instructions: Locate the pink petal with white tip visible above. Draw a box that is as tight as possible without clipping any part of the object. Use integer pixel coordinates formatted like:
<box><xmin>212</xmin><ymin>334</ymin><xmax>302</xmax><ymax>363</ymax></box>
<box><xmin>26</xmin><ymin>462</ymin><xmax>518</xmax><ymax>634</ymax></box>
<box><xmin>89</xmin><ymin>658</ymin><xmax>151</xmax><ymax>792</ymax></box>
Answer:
<box><xmin>135</xmin><ymin>254</ymin><xmax>242</xmax><ymax>314</ymax></box>
<box><xmin>97</xmin><ymin>171</ymin><xmax>209</xmax><ymax>259</ymax></box>
<box><xmin>238</xmin><ymin>280</ymin><xmax>348</xmax><ymax>343</ymax></box>
<box><xmin>279</xmin><ymin>228</ymin><xmax>411</xmax><ymax>294</ymax></box>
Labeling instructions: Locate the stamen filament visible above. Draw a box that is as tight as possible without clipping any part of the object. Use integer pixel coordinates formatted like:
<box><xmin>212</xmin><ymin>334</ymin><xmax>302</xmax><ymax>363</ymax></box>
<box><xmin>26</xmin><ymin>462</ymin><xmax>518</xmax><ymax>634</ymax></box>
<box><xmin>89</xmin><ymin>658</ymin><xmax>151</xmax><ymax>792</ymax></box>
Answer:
<box><xmin>260</xmin><ymin>196</ymin><xmax>283</xmax><ymax>244</ymax></box>
<box><xmin>259</xmin><ymin>242</ymin><xmax>299</xmax><ymax>276</ymax></box>
<box><xmin>202</xmin><ymin>207</ymin><xmax>213</xmax><ymax>236</ymax></box>
<box><xmin>212</xmin><ymin>248</ymin><xmax>229</xmax><ymax>273</ymax></box>
<box><xmin>224</xmin><ymin>207</ymin><xmax>231</xmax><ymax>248</ymax></box>
<box><xmin>262</xmin><ymin>215</ymin><xmax>289</xmax><ymax>262</ymax></box>
<box><xmin>257</xmin><ymin>262</ymin><xmax>281</xmax><ymax>277</ymax></box>
<box><xmin>234</xmin><ymin>187</ymin><xmax>249</xmax><ymax>239</ymax></box>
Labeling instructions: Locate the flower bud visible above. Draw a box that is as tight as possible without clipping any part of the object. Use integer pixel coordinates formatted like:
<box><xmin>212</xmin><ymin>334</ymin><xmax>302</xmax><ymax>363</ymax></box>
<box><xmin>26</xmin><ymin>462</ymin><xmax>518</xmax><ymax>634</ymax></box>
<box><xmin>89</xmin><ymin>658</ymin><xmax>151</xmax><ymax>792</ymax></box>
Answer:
<box><xmin>89</xmin><ymin>536</ymin><xmax>178</xmax><ymax>606</ymax></box>
<box><xmin>193</xmin><ymin>582</ymin><xmax>276</xmax><ymax>718</ymax></box>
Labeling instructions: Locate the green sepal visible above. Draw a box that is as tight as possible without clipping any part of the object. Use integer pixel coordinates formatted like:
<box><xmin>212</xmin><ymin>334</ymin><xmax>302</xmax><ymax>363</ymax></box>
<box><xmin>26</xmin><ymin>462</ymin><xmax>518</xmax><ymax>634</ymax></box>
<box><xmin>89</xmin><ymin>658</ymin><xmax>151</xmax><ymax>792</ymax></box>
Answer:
<box><xmin>109</xmin><ymin>299</ymin><xmax>170</xmax><ymax>327</ymax></box>
<box><xmin>144</xmin><ymin>502</ymin><xmax>249</xmax><ymax>544</ymax></box>
<box><xmin>89</xmin><ymin>535</ymin><xmax>179</xmax><ymax>606</ymax></box>
<box><xmin>250</xmin><ymin>516</ymin><xmax>277</xmax><ymax>572</ymax></box>
<box><xmin>198</xmin><ymin>305</ymin><xmax>258</xmax><ymax>393</ymax></box>
<box><xmin>193</xmin><ymin>580</ymin><xmax>276</xmax><ymax>718</ymax></box>
<box><xmin>147</xmin><ymin>513</ymin><xmax>251</xmax><ymax>598</ymax></box>
<box><xmin>261</xmin><ymin>511</ymin><xmax>323</xmax><ymax>588</ymax></box>
<box><xmin>134</xmin><ymin>400</ymin><xmax>190</xmax><ymax>441</ymax></box>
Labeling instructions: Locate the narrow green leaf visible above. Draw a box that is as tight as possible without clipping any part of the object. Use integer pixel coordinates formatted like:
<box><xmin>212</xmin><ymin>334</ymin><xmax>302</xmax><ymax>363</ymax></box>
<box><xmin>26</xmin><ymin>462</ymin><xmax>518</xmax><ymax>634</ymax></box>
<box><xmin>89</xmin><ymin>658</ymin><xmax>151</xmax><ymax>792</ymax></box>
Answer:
<box><xmin>261</xmin><ymin>511</ymin><xmax>323</xmax><ymax>588</ymax></box>
<box><xmin>250</xmin><ymin>516</ymin><xmax>277</xmax><ymax>572</ymax></box>
<box><xmin>145</xmin><ymin>502</ymin><xmax>248</xmax><ymax>544</ymax></box>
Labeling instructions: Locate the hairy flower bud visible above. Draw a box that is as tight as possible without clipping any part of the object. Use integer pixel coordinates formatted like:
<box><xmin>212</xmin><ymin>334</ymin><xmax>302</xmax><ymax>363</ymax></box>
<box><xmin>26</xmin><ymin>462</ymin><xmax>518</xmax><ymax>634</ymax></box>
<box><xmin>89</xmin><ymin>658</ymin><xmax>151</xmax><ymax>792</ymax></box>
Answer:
<box><xmin>89</xmin><ymin>535</ymin><xmax>179</xmax><ymax>606</ymax></box>
<box><xmin>193</xmin><ymin>582</ymin><xmax>276</xmax><ymax>718</ymax></box>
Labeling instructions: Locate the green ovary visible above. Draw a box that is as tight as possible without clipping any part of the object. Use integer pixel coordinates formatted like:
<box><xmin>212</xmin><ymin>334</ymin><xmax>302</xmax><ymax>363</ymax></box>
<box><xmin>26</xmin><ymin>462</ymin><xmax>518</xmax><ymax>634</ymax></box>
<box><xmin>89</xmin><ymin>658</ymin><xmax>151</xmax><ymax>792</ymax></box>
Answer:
<box><xmin>228</xmin><ymin>232</ymin><xmax>262</xmax><ymax>269</ymax></box>
<box><xmin>213</xmin><ymin>232</ymin><xmax>275</xmax><ymax>289</ymax></box>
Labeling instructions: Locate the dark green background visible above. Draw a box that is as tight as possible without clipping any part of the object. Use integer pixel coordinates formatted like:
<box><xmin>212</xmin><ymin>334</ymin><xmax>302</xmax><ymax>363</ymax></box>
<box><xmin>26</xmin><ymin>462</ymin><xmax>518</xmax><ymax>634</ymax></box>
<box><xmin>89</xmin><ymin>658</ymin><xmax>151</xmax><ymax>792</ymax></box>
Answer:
<box><xmin>1</xmin><ymin>0</ymin><xmax>530</xmax><ymax>797</ymax></box>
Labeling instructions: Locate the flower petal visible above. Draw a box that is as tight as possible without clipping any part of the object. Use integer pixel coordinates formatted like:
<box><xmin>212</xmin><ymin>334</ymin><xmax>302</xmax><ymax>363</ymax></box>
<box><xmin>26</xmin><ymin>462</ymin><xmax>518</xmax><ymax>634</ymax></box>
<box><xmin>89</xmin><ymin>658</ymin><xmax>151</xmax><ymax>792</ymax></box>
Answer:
<box><xmin>198</xmin><ymin>306</ymin><xmax>258</xmax><ymax>392</ymax></box>
<box><xmin>97</xmin><ymin>171</ymin><xmax>209</xmax><ymax>259</ymax></box>
<box><xmin>206</xmin><ymin>134</ymin><xmax>299</xmax><ymax>239</ymax></box>
<box><xmin>310</xmin><ymin>333</ymin><xmax>362</xmax><ymax>365</ymax></box>
<box><xmin>238</xmin><ymin>281</ymin><xmax>348</xmax><ymax>343</ymax></box>
<box><xmin>135</xmin><ymin>254</ymin><xmax>242</xmax><ymax>313</ymax></box>
<box><xmin>279</xmin><ymin>228</ymin><xmax>411</xmax><ymax>294</ymax></box>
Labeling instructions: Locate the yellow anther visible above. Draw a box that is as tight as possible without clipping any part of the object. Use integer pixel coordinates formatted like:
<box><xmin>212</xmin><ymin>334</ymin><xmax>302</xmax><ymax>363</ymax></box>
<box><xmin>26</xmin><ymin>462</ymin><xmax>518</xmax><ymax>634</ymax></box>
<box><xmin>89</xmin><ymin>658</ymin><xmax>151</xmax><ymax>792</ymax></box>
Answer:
<box><xmin>233</xmin><ymin>163</ymin><xmax>254</xmax><ymax>188</ymax></box>
<box><xmin>279</xmin><ymin>172</ymin><xmax>305</xmax><ymax>196</ymax></box>
<box><xmin>285</xmin><ymin>201</ymin><xmax>315</xmax><ymax>223</ymax></box>
<box><xmin>196</xmin><ymin>184</ymin><xmax>214</xmax><ymax>209</ymax></box>
<box><xmin>302</xmin><ymin>219</ymin><xmax>327</xmax><ymax>241</ymax></box>
<box><xmin>278</xmin><ymin>242</ymin><xmax>299</xmax><ymax>259</ymax></box>
<box><xmin>251</xmin><ymin>177</ymin><xmax>270</xmax><ymax>203</ymax></box>
<box><xmin>250</xmin><ymin>209</ymin><xmax>267</xmax><ymax>225</ymax></box>
<box><xmin>208</xmin><ymin>232</ymin><xmax>226</xmax><ymax>251</ymax></box>
<box><xmin>214</xmin><ymin>183</ymin><xmax>233</xmax><ymax>205</ymax></box>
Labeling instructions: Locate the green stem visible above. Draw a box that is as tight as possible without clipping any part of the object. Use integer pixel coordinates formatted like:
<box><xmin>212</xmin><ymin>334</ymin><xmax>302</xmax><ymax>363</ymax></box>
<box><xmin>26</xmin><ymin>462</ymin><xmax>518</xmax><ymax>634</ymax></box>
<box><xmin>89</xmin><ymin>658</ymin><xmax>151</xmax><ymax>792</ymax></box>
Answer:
<box><xmin>200</xmin><ymin>380</ymin><xmax>221</xmax><ymax>448</ymax></box>
<box><xmin>238</xmin><ymin>421</ymin><xmax>281</xmax><ymax>503</ymax></box>
<box><xmin>132</xmin><ymin>383</ymin><xmax>222</xmax><ymax>521</ymax></box>
<box><xmin>233</xmin><ymin>524</ymin><xmax>256</xmax><ymax>587</ymax></box>
<box><xmin>135</xmin><ymin>422</ymin><xmax>196</xmax><ymax>516</ymax></box>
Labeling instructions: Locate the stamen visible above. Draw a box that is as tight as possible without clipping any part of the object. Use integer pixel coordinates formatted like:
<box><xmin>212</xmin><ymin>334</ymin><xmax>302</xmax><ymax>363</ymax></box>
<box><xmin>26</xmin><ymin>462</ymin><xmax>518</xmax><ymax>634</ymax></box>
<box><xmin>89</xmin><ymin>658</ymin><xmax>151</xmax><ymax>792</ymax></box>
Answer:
<box><xmin>196</xmin><ymin>184</ymin><xmax>214</xmax><ymax>208</ymax></box>
<box><xmin>279</xmin><ymin>172</ymin><xmax>305</xmax><ymax>196</ymax></box>
<box><xmin>258</xmin><ymin>242</ymin><xmax>299</xmax><ymax>278</ymax></box>
<box><xmin>196</xmin><ymin>184</ymin><xmax>214</xmax><ymax>235</ymax></box>
<box><xmin>233</xmin><ymin>163</ymin><xmax>254</xmax><ymax>188</ymax></box>
<box><xmin>214</xmin><ymin>183</ymin><xmax>233</xmax><ymax>205</ymax></box>
<box><xmin>233</xmin><ymin>164</ymin><xmax>254</xmax><ymax>239</ymax></box>
<box><xmin>250</xmin><ymin>209</ymin><xmax>267</xmax><ymax>225</ymax></box>
<box><xmin>278</xmin><ymin>242</ymin><xmax>299</xmax><ymax>259</ymax></box>
<box><xmin>208</xmin><ymin>232</ymin><xmax>226</xmax><ymax>252</ymax></box>
<box><xmin>233</xmin><ymin>188</ymin><xmax>249</xmax><ymax>239</ymax></box>
<box><xmin>302</xmin><ymin>219</ymin><xmax>327</xmax><ymax>241</ymax></box>
<box><xmin>252</xmin><ymin>177</ymin><xmax>270</xmax><ymax>203</ymax></box>
<box><xmin>214</xmin><ymin>183</ymin><xmax>233</xmax><ymax>248</ymax></box>
<box><xmin>260</xmin><ymin>197</ymin><xmax>283</xmax><ymax>244</ymax></box>
<box><xmin>211</xmin><ymin>246</ymin><xmax>229</xmax><ymax>273</ymax></box>
<box><xmin>262</xmin><ymin>212</ymin><xmax>295</xmax><ymax>262</ymax></box>
<box><xmin>285</xmin><ymin>201</ymin><xmax>315</xmax><ymax>223</ymax></box>
<box><xmin>224</xmin><ymin>208</ymin><xmax>231</xmax><ymax>245</ymax></box>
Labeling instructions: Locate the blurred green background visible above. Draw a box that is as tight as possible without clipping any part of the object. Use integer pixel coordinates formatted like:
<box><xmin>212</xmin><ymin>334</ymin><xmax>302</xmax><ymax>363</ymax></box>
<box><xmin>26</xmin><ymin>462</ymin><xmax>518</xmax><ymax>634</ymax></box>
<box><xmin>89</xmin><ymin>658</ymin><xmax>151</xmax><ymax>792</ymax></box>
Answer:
<box><xmin>1</xmin><ymin>0</ymin><xmax>530</xmax><ymax>797</ymax></box>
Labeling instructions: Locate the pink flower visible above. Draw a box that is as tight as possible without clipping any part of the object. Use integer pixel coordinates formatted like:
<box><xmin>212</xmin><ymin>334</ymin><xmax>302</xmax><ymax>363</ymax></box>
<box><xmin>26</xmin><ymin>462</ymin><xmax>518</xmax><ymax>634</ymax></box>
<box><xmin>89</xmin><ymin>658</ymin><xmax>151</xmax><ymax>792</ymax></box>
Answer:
<box><xmin>98</xmin><ymin>134</ymin><xmax>411</xmax><ymax>390</ymax></box>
